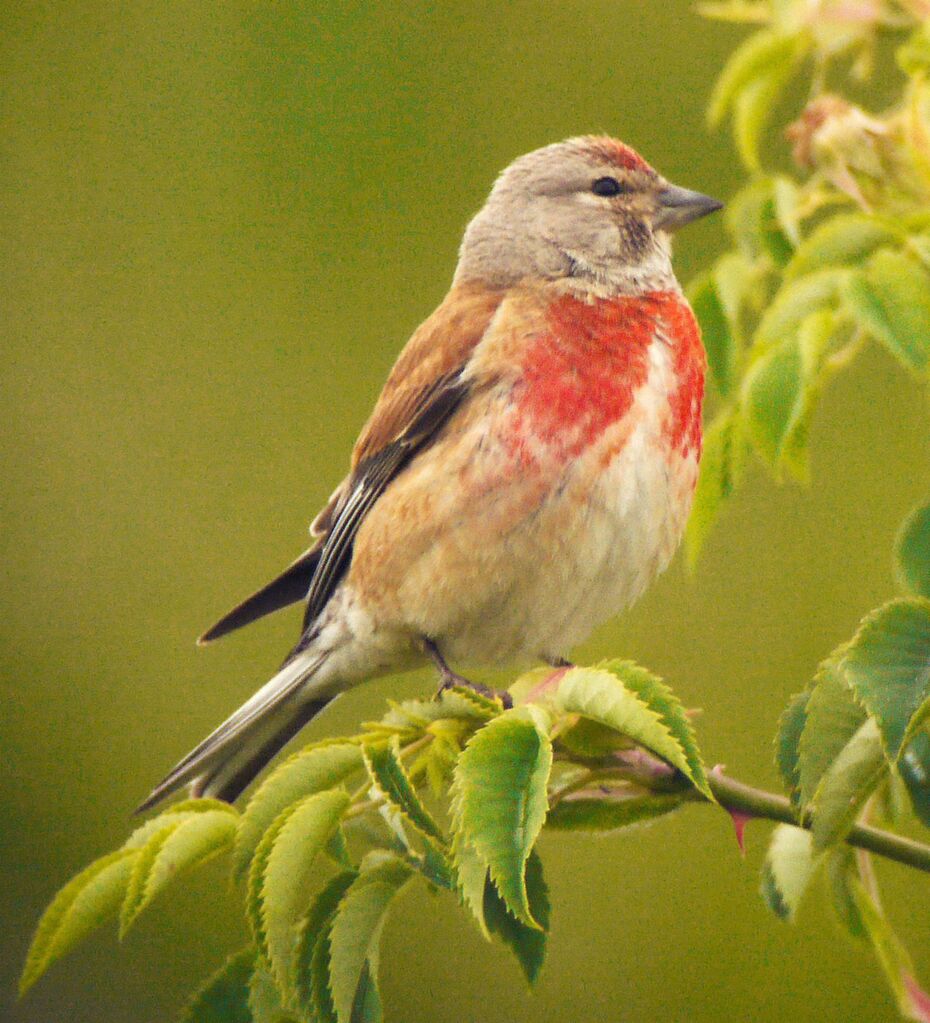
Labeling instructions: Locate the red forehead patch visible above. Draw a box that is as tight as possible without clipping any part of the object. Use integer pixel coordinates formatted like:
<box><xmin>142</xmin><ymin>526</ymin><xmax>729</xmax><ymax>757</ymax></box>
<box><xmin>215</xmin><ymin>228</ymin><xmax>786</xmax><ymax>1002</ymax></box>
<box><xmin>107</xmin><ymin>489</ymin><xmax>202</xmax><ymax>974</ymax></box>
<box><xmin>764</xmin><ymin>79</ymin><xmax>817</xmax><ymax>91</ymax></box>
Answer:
<box><xmin>584</xmin><ymin>135</ymin><xmax>651</xmax><ymax>174</ymax></box>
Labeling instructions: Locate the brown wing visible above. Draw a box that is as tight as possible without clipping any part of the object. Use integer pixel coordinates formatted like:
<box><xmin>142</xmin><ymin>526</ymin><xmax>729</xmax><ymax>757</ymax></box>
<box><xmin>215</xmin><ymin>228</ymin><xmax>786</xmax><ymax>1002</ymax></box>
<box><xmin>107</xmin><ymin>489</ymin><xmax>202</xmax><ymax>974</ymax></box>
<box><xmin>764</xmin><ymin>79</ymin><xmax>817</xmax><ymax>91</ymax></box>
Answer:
<box><xmin>199</xmin><ymin>281</ymin><xmax>503</xmax><ymax>644</ymax></box>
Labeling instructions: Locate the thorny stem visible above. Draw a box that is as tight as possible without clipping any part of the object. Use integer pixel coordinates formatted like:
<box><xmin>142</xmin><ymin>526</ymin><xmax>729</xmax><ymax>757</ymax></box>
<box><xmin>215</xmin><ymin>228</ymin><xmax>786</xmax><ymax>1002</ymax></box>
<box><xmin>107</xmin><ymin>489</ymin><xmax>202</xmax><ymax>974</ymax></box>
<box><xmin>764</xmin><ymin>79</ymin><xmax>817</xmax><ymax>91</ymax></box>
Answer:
<box><xmin>703</xmin><ymin>771</ymin><xmax>930</xmax><ymax>875</ymax></box>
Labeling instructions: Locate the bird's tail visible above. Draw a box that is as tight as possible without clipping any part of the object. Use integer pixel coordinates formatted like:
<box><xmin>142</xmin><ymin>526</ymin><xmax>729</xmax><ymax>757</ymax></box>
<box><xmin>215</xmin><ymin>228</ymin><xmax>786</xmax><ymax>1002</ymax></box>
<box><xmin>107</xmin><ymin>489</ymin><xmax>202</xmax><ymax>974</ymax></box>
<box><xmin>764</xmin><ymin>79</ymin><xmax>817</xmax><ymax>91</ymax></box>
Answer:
<box><xmin>137</xmin><ymin>648</ymin><xmax>334</xmax><ymax>813</ymax></box>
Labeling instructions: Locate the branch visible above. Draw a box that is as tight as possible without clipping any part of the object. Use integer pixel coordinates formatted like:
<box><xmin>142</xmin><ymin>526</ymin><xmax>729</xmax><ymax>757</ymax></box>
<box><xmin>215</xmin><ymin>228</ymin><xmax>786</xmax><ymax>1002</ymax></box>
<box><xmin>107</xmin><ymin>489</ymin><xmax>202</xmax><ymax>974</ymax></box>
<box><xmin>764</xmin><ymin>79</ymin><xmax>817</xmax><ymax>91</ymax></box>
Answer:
<box><xmin>704</xmin><ymin>770</ymin><xmax>930</xmax><ymax>874</ymax></box>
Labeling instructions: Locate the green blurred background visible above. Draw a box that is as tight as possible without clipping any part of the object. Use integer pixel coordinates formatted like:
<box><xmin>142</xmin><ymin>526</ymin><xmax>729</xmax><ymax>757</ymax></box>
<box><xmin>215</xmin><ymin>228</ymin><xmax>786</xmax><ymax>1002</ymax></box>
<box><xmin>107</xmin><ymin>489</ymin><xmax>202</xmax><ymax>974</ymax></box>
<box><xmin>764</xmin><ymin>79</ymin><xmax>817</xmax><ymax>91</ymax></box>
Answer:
<box><xmin>3</xmin><ymin>3</ymin><xmax>929</xmax><ymax>1021</ymax></box>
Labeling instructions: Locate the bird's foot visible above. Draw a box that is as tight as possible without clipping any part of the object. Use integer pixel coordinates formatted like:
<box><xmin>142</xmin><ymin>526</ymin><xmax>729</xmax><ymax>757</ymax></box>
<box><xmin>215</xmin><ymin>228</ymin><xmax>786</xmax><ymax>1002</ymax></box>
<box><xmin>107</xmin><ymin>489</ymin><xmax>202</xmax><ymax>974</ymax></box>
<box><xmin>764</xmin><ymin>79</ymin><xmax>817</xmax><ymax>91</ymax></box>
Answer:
<box><xmin>423</xmin><ymin>638</ymin><xmax>513</xmax><ymax>709</ymax></box>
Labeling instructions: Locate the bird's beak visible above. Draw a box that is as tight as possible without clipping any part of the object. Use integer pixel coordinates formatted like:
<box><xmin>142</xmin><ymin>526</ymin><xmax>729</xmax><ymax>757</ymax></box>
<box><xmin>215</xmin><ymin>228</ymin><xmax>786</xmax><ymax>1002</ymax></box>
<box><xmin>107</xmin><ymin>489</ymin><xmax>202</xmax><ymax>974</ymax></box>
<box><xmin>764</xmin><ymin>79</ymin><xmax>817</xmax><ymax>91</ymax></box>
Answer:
<box><xmin>654</xmin><ymin>184</ymin><xmax>724</xmax><ymax>232</ymax></box>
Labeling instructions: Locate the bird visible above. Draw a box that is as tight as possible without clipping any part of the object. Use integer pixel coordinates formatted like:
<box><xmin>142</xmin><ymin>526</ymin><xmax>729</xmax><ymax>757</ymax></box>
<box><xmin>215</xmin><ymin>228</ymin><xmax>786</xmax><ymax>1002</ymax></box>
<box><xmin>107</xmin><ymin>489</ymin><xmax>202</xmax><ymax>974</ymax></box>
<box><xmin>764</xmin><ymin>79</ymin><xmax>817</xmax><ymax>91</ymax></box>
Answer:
<box><xmin>139</xmin><ymin>135</ymin><xmax>722</xmax><ymax>812</ymax></box>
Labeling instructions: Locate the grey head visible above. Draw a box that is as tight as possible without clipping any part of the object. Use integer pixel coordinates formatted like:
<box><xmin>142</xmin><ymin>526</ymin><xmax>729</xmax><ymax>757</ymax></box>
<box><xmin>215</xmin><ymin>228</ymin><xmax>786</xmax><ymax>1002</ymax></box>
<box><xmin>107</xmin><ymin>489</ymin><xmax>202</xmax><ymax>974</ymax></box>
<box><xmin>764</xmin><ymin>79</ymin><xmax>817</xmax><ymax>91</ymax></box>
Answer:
<box><xmin>454</xmin><ymin>135</ymin><xmax>722</xmax><ymax>294</ymax></box>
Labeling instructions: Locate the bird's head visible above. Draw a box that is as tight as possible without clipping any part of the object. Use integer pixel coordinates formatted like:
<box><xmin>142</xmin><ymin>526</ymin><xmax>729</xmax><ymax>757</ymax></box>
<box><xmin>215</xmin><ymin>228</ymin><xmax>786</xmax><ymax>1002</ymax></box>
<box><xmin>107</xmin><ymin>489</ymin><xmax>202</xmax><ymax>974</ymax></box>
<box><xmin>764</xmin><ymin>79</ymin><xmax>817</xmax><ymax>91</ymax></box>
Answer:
<box><xmin>455</xmin><ymin>135</ymin><xmax>722</xmax><ymax>293</ymax></box>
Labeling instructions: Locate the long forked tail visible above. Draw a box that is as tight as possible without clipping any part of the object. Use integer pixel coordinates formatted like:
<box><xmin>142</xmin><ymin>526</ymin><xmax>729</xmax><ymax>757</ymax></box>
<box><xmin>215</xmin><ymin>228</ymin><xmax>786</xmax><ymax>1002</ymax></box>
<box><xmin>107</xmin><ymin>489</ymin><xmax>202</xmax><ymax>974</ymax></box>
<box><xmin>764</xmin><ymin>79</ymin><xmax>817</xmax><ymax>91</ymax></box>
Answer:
<box><xmin>137</xmin><ymin>649</ymin><xmax>334</xmax><ymax>813</ymax></box>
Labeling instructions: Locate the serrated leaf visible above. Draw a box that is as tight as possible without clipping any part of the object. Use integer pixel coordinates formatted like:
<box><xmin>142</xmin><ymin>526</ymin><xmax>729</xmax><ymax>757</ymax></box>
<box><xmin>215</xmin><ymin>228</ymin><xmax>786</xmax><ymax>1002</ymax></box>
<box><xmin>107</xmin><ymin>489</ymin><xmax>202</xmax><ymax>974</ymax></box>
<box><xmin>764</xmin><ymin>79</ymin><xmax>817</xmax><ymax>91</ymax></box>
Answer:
<box><xmin>775</xmin><ymin>689</ymin><xmax>810</xmax><ymax>805</ymax></box>
<box><xmin>840</xmin><ymin>598</ymin><xmax>930</xmax><ymax>760</ymax></box>
<box><xmin>547</xmin><ymin>792</ymin><xmax>684</xmax><ymax>831</ymax></box>
<box><xmin>483</xmin><ymin>850</ymin><xmax>549</xmax><ymax>986</ymax></box>
<box><xmin>685</xmin><ymin>410</ymin><xmax>747</xmax><ymax>565</ymax></box>
<box><xmin>848</xmin><ymin>876</ymin><xmax>930</xmax><ymax>1021</ymax></box>
<box><xmin>899</xmin><ymin>729</ymin><xmax>930</xmax><ymax>828</ymax></box>
<box><xmin>561</xmin><ymin>660</ymin><xmax>712</xmax><ymax>798</ymax></box>
<box><xmin>20</xmin><ymin>848</ymin><xmax>136</xmax><ymax>995</ymax></box>
<box><xmin>688</xmin><ymin>271</ymin><xmax>736</xmax><ymax>395</ymax></box>
<box><xmin>896</xmin><ymin>503</ymin><xmax>930</xmax><ymax>599</ymax></box>
<box><xmin>708</xmin><ymin>29</ymin><xmax>801</xmax><ymax>127</ymax></box>
<box><xmin>755</xmin><ymin>269</ymin><xmax>846</xmax><ymax>347</ymax></box>
<box><xmin>761</xmin><ymin>824</ymin><xmax>817</xmax><ymax>921</ymax></box>
<box><xmin>825</xmin><ymin>846</ymin><xmax>866</xmax><ymax>941</ymax></box>
<box><xmin>451</xmin><ymin>708</ymin><xmax>552</xmax><ymax>928</ymax></box>
<box><xmin>120</xmin><ymin>808</ymin><xmax>236</xmax><ymax>936</ymax></box>
<box><xmin>249</xmin><ymin>959</ymin><xmax>295</xmax><ymax>1023</ymax></box>
<box><xmin>785</xmin><ymin>214</ymin><xmax>900</xmax><ymax>281</ymax></box>
<box><xmin>454</xmin><ymin>838</ymin><xmax>491</xmax><ymax>939</ymax></box>
<box><xmin>181</xmin><ymin>947</ymin><xmax>255</xmax><ymax>1023</ymax></box>
<box><xmin>843</xmin><ymin>252</ymin><xmax>930</xmax><ymax>374</ymax></box>
<box><xmin>363</xmin><ymin>738</ymin><xmax>445</xmax><ymax>844</ymax></box>
<box><xmin>798</xmin><ymin>659</ymin><xmax>866</xmax><ymax>808</ymax></box>
<box><xmin>810</xmin><ymin>718</ymin><xmax>887</xmax><ymax>851</ymax></box>
<box><xmin>262</xmin><ymin>790</ymin><xmax>351</xmax><ymax>993</ymax></box>
<box><xmin>294</xmin><ymin>871</ymin><xmax>357</xmax><ymax>1022</ymax></box>
<box><xmin>235</xmin><ymin>743</ymin><xmax>363</xmax><ymax>881</ymax></box>
<box><xmin>328</xmin><ymin>854</ymin><xmax>412</xmax><ymax>1023</ymax></box>
<box><xmin>247</xmin><ymin>804</ymin><xmax>300</xmax><ymax>963</ymax></box>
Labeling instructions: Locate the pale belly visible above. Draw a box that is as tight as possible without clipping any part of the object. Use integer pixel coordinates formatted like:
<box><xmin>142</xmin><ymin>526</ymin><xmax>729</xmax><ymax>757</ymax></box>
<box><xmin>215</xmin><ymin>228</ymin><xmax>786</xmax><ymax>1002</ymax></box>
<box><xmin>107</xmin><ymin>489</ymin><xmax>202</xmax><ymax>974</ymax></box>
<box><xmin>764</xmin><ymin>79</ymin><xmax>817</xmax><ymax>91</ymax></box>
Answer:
<box><xmin>352</xmin><ymin>335</ymin><xmax>702</xmax><ymax>667</ymax></box>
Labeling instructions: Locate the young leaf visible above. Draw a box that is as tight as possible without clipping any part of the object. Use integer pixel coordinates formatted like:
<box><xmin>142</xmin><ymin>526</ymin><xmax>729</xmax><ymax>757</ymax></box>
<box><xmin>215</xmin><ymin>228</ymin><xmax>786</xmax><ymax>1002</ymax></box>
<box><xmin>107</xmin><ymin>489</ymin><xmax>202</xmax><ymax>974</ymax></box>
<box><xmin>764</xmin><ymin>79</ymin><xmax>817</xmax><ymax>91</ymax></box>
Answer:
<box><xmin>843</xmin><ymin>252</ymin><xmax>930</xmax><ymax>375</ymax></box>
<box><xmin>798</xmin><ymin>658</ymin><xmax>866</xmax><ymax>808</ymax></box>
<box><xmin>785</xmin><ymin>214</ymin><xmax>900</xmax><ymax>281</ymax></box>
<box><xmin>775</xmin><ymin>689</ymin><xmax>811</xmax><ymax>805</ymax></box>
<box><xmin>760</xmin><ymin>824</ymin><xmax>817</xmax><ymax>921</ymax></box>
<box><xmin>848</xmin><ymin>876</ymin><xmax>930</xmax><ymax>1022</ymax></box>
<box><xmin>754</xmin><ymin>269</ymin><xmax>846</xmax><ymax>347</ymax></box>
<box><xmin>896</xmin><ymin>503</ymin><xmax>930</xmax><ymax>599</ymax></box>
<box><xmin>294</xmin><ymin>871</ymin><xmax>357</xmax><ymax>1023</ymax></box>
<box><xmin>483</xmin><ymin>850</ymin><xmax>550</xmax><ymax>986</ymax></box>
<box><xmin>810</xmin><ymin>718</ymin><xmax>887</xmax><ymax>851</ymax></box>
<box><xmin>363</xmin><ymin>737</ymin><xmax>445</xmax><ymax>844</ymax></box>
<box><xmin>181</xmin><ymin>947</ymin><xmax>255</xmax><ymax>1023</ymax></box>
<box><xmin>261</xmin><ymin>789</ymin><xmax>351</xmax><ymax>992</ymax></box>
<box><xmin>899</xmin><ymin>729</ymin><xmax>930</xmax><ymax>829</ymax></box>
<box><xmin>546</xmin><ymin>792</ymin><xmax>685</xmax><ymax>832</ymax></box>
<box><xmin>247</xmin><ymin>803</ymin><xmax>300</xmax><ymax>963</ymax></box>
<box><xmin>235</xmin><ymin>742</ymin><xmax>363</xmax><ymax>880</ymax></box>
<box><xmin>773</xmin><ymin>175</ymin><xmax>802</xmax><ymax>247</ymax></box>
<box><xmin>840</xmin><ymin>598</ymin><xmax>930</xmax><ymax>760</ymax></box>
<box><xmin>825</xmin><ymin>846</ymin><xmax>866</xmax><ymax>941</ymax></box>
<box><xmin>742</xmin><ymin>335</ymin><xmax>802</xmax><ymax>470</ymax></box>
<box><xmin>685</xmin><ymin>410</ymin><xmax>746</xmax><ymax>565</ymax></box>
<box><xmin>707</xmin><ymin>29</ymin><xmax>801</xmax><ymax>127</ymax></box>
<box><xmin>249</xmin><ymin>959</ymin><xmax>295</xmax><ymax>1023</ymax></box>
<box><xmin>120</xmin><ymin>808</ymin><xmax>237</xmax><ymax>936</ymax></box>
<box><xmin>454</xmin><ymin>838</ymin><xmax>492</xmax><ymax>940</ymax></box>
<box><xmin>20</xmin><ymin>848</ymin><xmax>136</xmax><ymax>996</ymax></box>
<box><xmin>451</xmin><ymin>707</ymin><xmax>552</xmax><ymax>928</ymax></box>
<box><xmin>557</xmin><ymin>661</ymin><xmax>712</xmax><ymax>798</ymax></box>
<box><xmin>733</xmin><ymin>60</ymin><xmax>796</xmax><ymax>172</ymax></box>
<box><xmin>328</xmin><ymin>854</ymin><xmax>413</xmax><ymax>1023</ymax></box>
<box><xmin>688</xmin><ymin>270</ymin><xmax>736</xmax><ymax>395</ymax></box>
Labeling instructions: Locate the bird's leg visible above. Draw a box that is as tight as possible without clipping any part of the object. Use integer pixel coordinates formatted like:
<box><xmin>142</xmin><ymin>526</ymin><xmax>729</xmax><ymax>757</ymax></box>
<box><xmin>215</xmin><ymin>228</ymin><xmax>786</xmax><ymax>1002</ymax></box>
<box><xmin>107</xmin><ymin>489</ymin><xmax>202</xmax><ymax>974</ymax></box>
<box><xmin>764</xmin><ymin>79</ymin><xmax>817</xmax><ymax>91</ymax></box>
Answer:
<box><xmin>544</xmin><ymin>655</ymin><xmax>574</xmax><ymax>668</ymax></box>
<box><xmin>422</xmin><ymin>638</ymin><xmax>513</xmax><ymax>708</ymax></box>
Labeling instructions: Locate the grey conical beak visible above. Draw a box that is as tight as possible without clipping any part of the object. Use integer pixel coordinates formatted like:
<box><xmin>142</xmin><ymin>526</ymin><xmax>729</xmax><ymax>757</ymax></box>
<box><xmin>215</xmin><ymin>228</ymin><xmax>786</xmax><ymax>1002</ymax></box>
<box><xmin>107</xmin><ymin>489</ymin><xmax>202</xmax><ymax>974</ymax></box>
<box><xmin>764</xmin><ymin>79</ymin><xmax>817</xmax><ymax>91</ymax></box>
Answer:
<box><xmin>654</xmin><ymin>184</ymin><xmax>724</xmax><ymax>231</ymax></box>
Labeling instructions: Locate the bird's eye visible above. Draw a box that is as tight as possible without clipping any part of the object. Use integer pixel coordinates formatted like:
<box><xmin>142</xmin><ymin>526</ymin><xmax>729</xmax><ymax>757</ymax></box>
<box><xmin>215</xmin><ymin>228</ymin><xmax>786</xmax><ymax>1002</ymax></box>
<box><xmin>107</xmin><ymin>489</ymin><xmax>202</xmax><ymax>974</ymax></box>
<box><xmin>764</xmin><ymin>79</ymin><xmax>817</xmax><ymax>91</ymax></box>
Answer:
<box><xmin>591</xmin><ymin>176</ymin><xmax>629</xmax><ymax>197</ymax></box>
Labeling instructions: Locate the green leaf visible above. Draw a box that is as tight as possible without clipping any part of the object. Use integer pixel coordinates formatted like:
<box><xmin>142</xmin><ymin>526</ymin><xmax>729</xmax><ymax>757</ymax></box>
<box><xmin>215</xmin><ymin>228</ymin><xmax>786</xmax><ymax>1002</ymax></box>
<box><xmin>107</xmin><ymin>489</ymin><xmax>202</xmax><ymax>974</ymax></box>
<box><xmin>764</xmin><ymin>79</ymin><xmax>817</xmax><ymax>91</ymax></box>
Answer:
<box><xmin>773</xmin><ymin>175</ymin><xmax>802</xmax><ymax>247</ymax></box>
<box><xmin>235</xmin><ymin>743</ymin><xmax>363</xmax><ymax>880</ymax></box>
<box><xmin>328</xmin><ymin>854</ymin><xmax>412</xmax><ymax>1023</ymax></box>
<box><xmin>896</xmin><ymin>503</ymin><xmax>930</xmax><ymax>599</ymax></box>
<box><xmin>899</xmin><ymin>729</ymin><xmax>930</xmax><ymax>829</ymax></box>
<box><xmin>262</xmin><ymin>790</ymin><xmax>352</xmax><ymax>993</ymax></box>
<box><xmin>825</xmin><ymin>846</ymin><xmax>866</xmax><ymax>941</ymax></box>
<box><xmin>847</xmin><ymin>876</ymin><xmax>930</xmax><ymax>1021</ymax></box>
<box><xmin>742</xmin><ymin>336</ymin><xmax>801</xmax><ymax>470</ymax></box>
<box><xmin>547</xmin><ymin>792</ymin><xmax>685</xmax><ymax>831</ymax></box>
<box><xmin>483</xmin><ymin>850</ymin><xmax>549</xmax><ymax>986</ymax></box>
<box><xmin>451</xmin><ymin>707</ymin><xmax>552</xmax><ymax>928</ymax></box>
<box><xmin>733</xmin><ymin>60</ymin><xmax>796</xmax><ymax>172</ymax></box>
<box><xmin>760</xmin><ymin>824</ymin><xmax>817</xmax><ymax>921</ymax></box>
<box><xmin>785</xmin><ymin>214</ymin><xmax>900</xmax><ymax>281</ymax></box>
<box><xmin>294</xmin><ymin>871</ymin><xmax>357</xmax><ymax>1023</ymax></box>
<box><xmin>708</xmin><ymin>29</ymin><xmax>802</xmax><ymax>127</ymax></box>
<box><xmin>249</xmin><ymin>960</ymin><xmax>296</xmax><ymax>1023</ymax></box>
<box><xmin>687</xmin><ymin>271</ymin><xmax>736</xmax><ymax>395</ymax></box>
<box><xmin>20</xmin><ymin>848</ymin><xmax>135</xmax><ymax>995</ymax></box>
<box><xmin>351</xmin><ymin>961</ymin><xmax>383</xmax><ymax>1023</ymax></box>
<box><xmin>755</xmin><ymin>269</ymin><xmax>846</xmax><ymax>347</ymax></box>
<box><xmin>810</xmin><ymin>718</ymin><xmax>887</xmax><ymax>851</ymax></box>
<box><xmin>557</xmin><ymin>661</ymin><xmax>712</xmax><ymax>798</ymax></box>
<box><xmin>775</xmin><ymin>689</ymin><xmax>810</xmax><ymax>805</ymax></box>
<box><xmin>181</xmin><ymin>948</ymin><xmax>255</xmax><ymax>1023</ymax></box>
<box><xmin>798</xmin><ymin>659</ymin><xmax>866</xmax><ymax>808</ymax></box>
<box><xmin>363</xmin><ymin>737</ymin><xmax>445</xmax><ymax>844</ymax></box>
<box><xmin>685</xmin><ymin>410</ymin><xmax>747</xmax><ymax>566</ymax></box>
<box><xmin>843</xmin><ymin>251</ymin><xmax>930</xmax><ymax>374</ymax></box>
<box><xmin>120</xmin><ymin>808</ymin><xmax>237</xmax><ymax>936</ymax></box>
<box><xmin>247</xmin><ymin>804</ymin><xmax>299</xmax><ymax>963</ymax></box>
<box><xmin>840</xmin><ymin>598</ymin><xmax>930</xmax><ymax>760</ymax></box>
